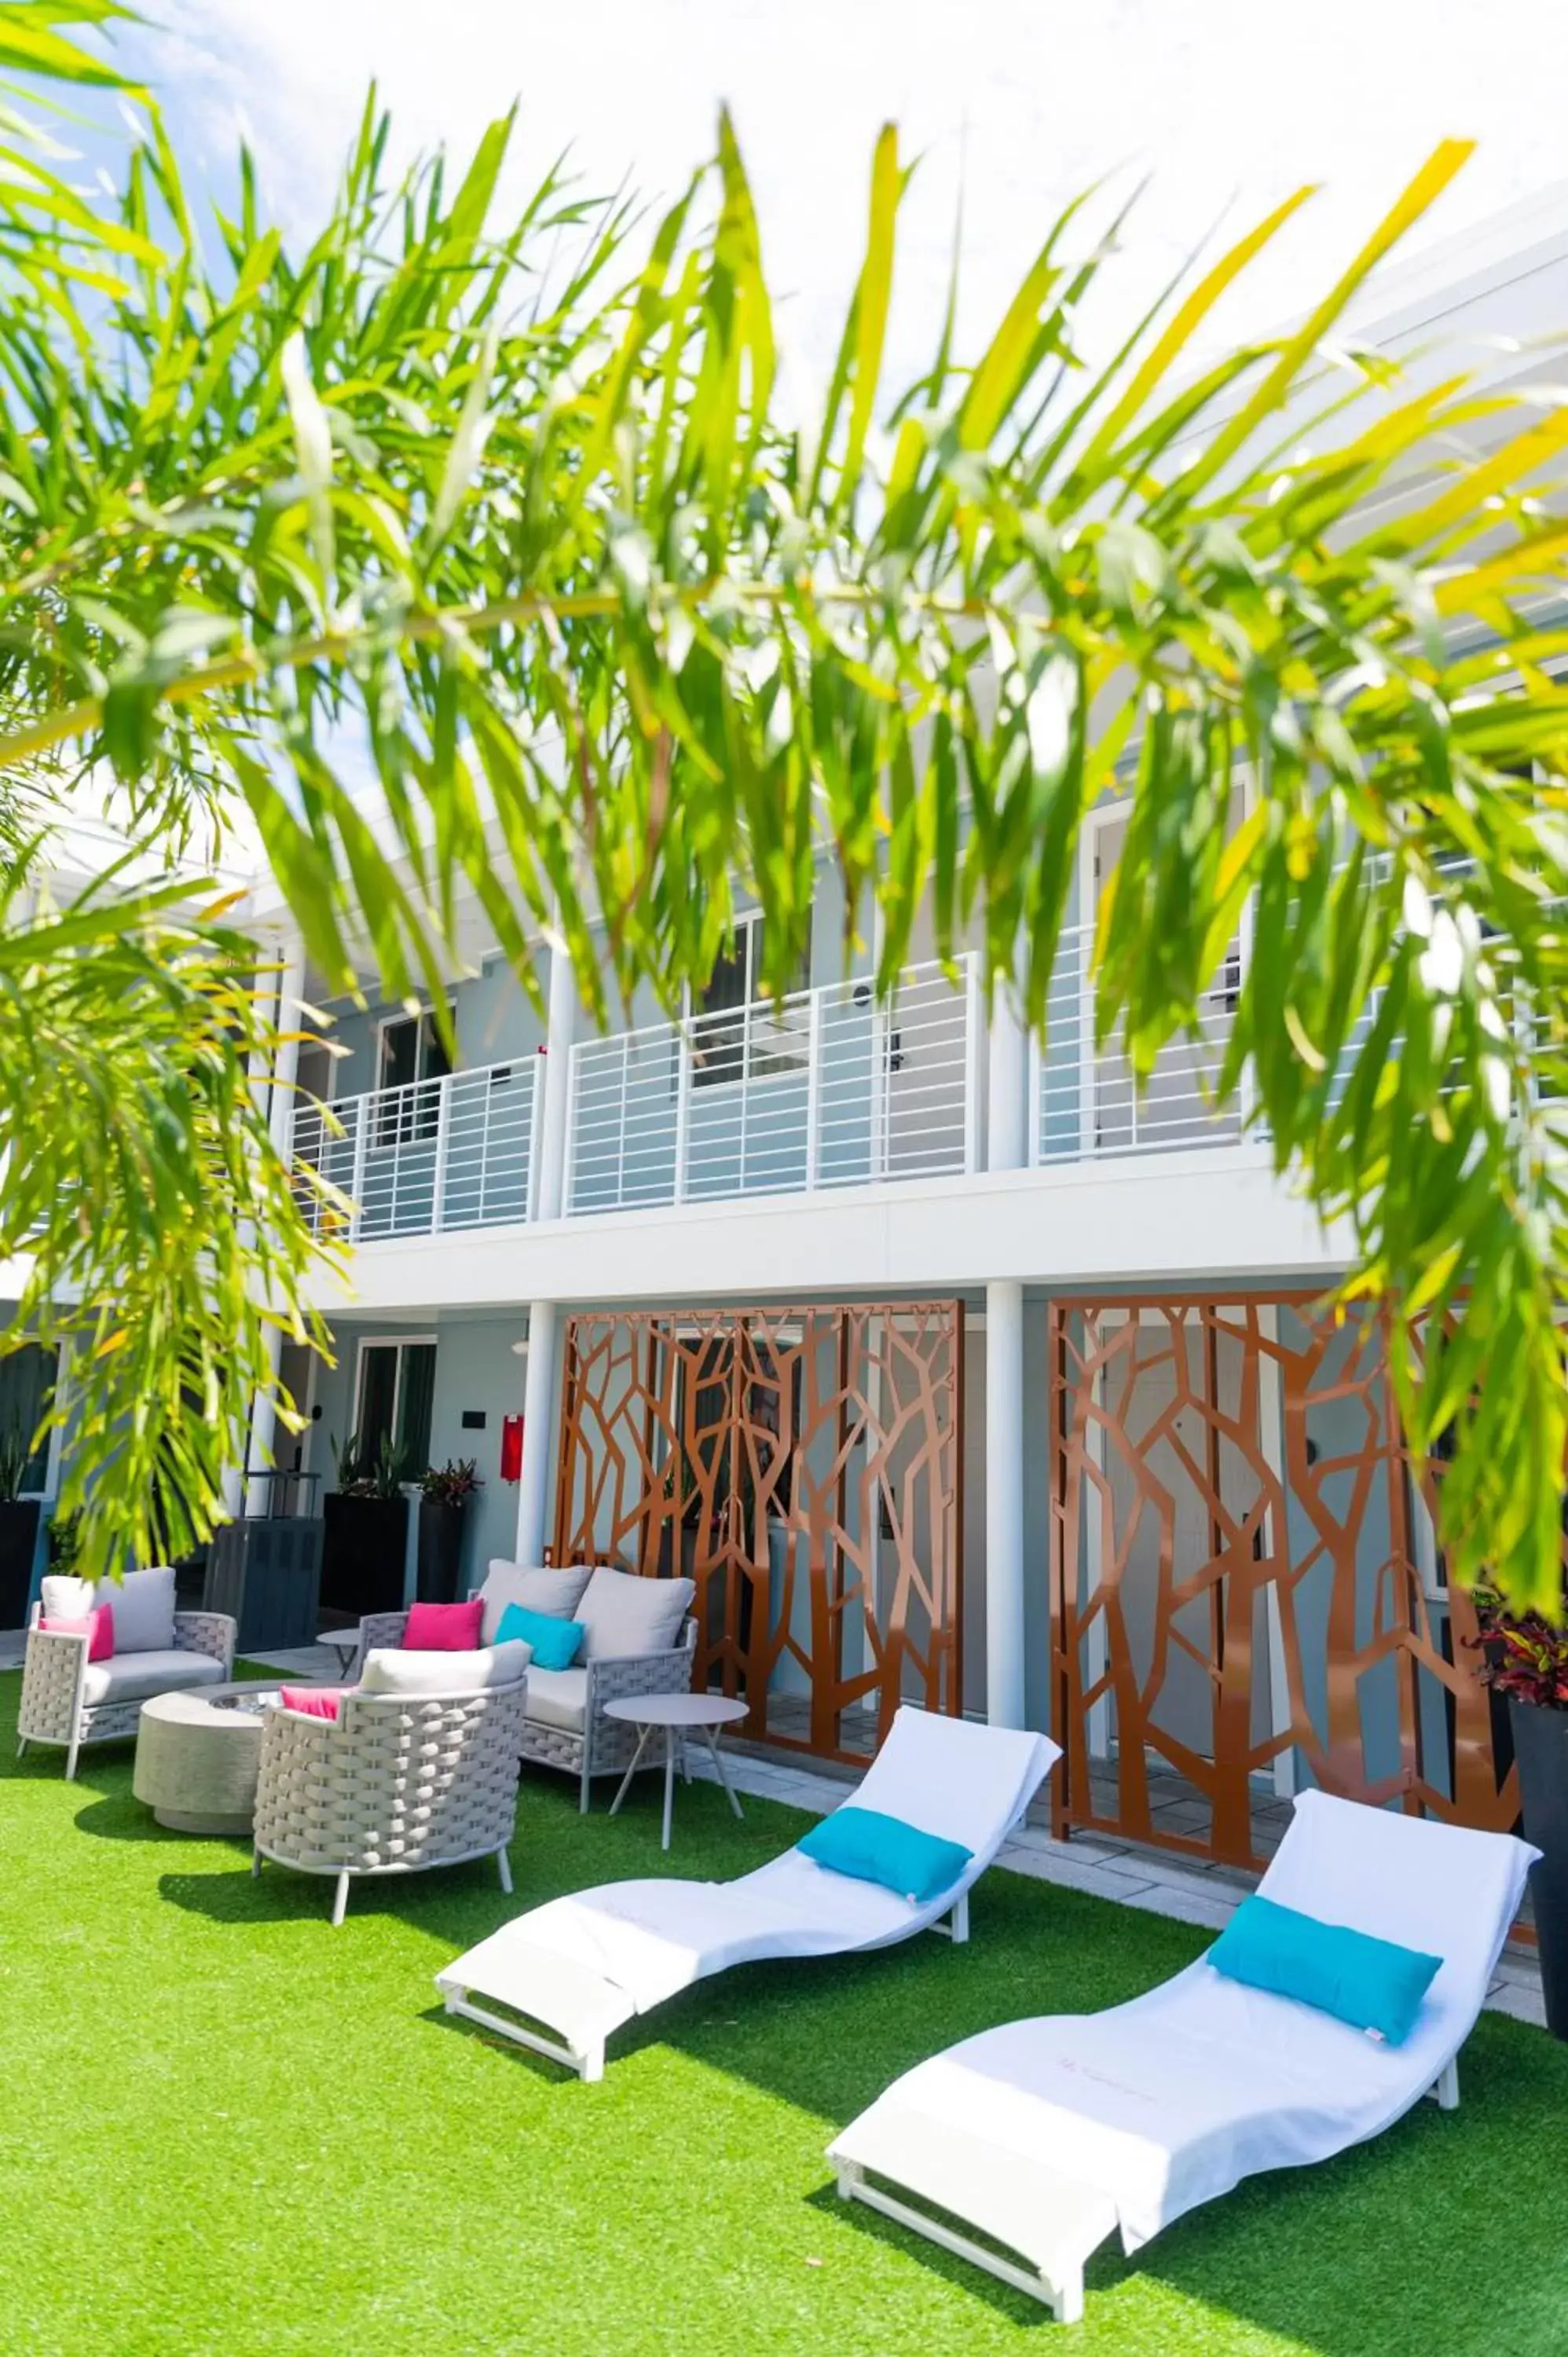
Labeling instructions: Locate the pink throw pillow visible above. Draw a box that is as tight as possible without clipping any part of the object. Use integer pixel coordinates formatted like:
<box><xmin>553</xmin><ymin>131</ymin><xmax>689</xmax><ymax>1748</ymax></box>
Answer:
<box><xmin>279</xmin><ymin>1686</ymin><xmax>346</xmax><ymax>1721</ymax></box>
<box><xmin>39</xmin><ymin>1605</ymin><xmax>114</xmax><ymax>1662</ymax></box>
<box><xmin>404</xmin><ymin>1599</ymin><xmax>483</xmax><ymax>1651</ymax></box>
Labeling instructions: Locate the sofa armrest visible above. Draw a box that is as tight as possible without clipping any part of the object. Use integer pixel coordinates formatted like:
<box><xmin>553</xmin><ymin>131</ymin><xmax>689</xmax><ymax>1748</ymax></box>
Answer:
<box><xmin>174</xmin><ymin>1611</ymin><xmax>236</xmax><ymax>1674</ymax></box>
<box><xmin>351</xmin><ymin>1611</ymin><xmax>411</xmax><ymax>1678</ymax></box>
<box><xmin>584</xmin><ymin>1620</ymin><xmax>698</xmax><ymax>1717</ymax></box>
<box><xmin>18</xmin><ymin>1623</ymin><xmax>90</xmax><ymax>1743</ymax></box>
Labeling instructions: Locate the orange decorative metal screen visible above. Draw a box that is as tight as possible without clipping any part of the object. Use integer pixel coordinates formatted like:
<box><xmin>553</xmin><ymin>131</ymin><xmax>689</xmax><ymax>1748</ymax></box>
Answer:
<box><xmin>554</xmin><ymin>1303</ymin><xmax>964</xmax><ymax>1761</ymax></box>
<box><xmin>1049</xmin><ymin>1292</ymin><xmax>1517</xmax><ymax>1868</ymax></box>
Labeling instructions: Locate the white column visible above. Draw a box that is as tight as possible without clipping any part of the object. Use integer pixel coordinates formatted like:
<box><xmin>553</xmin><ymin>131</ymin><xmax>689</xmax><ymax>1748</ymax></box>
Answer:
<box><xmin>514</xmin><ymin>1299</ymin><xmax>559</xmax><ymax>1564</ymax></box>
<box><xmin>985</xmin><ymin>1278</ymin><xmax>1027</xmax><ymax>1728</ymax></box>
<box><xmin>244</xmin><ymin>934</ymin><xmax>309</xmax><ymax>1520</ymax></box>
<box><xmin>534</xmin><ymin>926</ymin><xmax>578</xmax><ymax>1223</ymax></box>
<box><xmin>986</xmin><ymin>967</ymin><xmax>1029</xmax><ymax>1171</ymax></box>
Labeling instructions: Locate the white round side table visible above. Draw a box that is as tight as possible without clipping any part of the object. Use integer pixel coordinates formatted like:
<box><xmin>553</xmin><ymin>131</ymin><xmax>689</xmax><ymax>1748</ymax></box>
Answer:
<box><xmin>603</xmin><ymin>1692</ymin><xmax>748</xmax><ymax>1850</ymax></box>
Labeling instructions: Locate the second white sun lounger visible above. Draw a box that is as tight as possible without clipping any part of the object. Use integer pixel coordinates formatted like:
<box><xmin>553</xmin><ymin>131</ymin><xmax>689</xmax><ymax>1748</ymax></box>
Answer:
<box><xmin>829</xmin><ymin>1791</ymin><xmax>1537</xmax><ymax>2324</ymax></box>
<box><xmin>437</xmin><ymin>1704</ymin><xmax>1057</xmax><ymax>2080</ymax></box>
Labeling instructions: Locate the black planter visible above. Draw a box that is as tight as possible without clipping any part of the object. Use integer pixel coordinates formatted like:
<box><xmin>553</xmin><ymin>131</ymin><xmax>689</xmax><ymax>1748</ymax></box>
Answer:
<box><xmin>1510</xmin><ymin>1695</ymin><xmax>1568</xmax><ymax>2042</ymax></box>
<box><xmin>0</xmin><ymin>1497</ymin><xmax>41</xmax><ymax>1628</ymax></box>
<box><xmin>319</xmin><ymin>1492</ymin><xmax>409</xmax><ymax>1619</ymax></box>
<box><xmin>416</xmin><ymin>1499</ymin><xmax>467</xmax><ymax>1605</ymax></box>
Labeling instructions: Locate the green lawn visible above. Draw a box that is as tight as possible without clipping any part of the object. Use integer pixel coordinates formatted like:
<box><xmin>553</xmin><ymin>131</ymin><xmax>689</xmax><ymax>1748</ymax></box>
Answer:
<box><xmin>2</xmin><ymin>1670</ymin><xmax>1564</xmax><ymax>2357</ymax></box>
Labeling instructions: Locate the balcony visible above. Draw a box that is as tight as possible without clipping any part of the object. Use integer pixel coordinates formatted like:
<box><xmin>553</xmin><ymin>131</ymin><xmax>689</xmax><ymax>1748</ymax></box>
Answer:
<box><xmin>1032</xmin><ymin>918</ymin><xmax>1246</xmax><ymax>1165</ymax></box>
<box><xmin>291</xmin><ymin>1054</ymin><xmax>542</xmax><ymax>1241</ymax></box>
<box><xmin>564</xmin><ymin>956</ymin><xmax>982</xmax><ymax>1215</ymax></box>
<box><xmin>284</xmin><ymin>939</ymin><xmax>1273</xmax><ymax>1254</ymax></box>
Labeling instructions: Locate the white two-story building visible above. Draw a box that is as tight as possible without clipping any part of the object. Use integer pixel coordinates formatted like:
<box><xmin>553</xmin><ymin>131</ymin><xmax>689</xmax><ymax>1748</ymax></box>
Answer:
<box><xmin>18</xmin><ymin>194</ymin><xmax>1568</xmax><ymax>1879</ymax></box>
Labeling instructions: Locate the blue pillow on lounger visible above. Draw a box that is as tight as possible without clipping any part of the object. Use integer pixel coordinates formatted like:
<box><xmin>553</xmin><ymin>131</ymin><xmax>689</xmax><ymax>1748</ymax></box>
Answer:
<box><xmin>1207</xmin><ymin>1893</ymin><xmax>1442</xmax><ymax>2046</ymax></box>
<box><xmin>493</xmin><ymin>1603</ymin><xmax>585</xmax><ymax>1672</ymax></box>
<box><xmin>798</xmin><ymin>1806</ymin><xmax>973</xmax><ymax>1906</ymax></box>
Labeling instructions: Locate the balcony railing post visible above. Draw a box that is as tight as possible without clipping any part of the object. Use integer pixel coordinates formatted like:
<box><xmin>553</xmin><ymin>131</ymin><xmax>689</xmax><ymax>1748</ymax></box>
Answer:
<box><xmin>348</xmin><ymin>1095</ymin><xmax>368</xmax><ymax>1244</ymax></box>
<box><xmin>561</xmin><ymin>1043</ymin><xmax>582</xmax><ymax>1219</ymax></box>
<box><xmin>804</xmin><ymin>987</ymin><xmax>823</xmax><ymax>1189</ymax></box>
<box><xmin>673</xmin><ymin>1016</ymin><xmax>693</xmax><ymax>1204</ymax></box>
<box><xmin>963</xmin><ymin>952</ymin><xmax>982</xmax><ymax>1175</ymax></box>
<box><xmin>617</xmin><ymin>1032</ymin><xmax>630</xmax><ymax>1212</ymax></box>
<box><xmin>526</xmin><ymin>1053</ymin><xmax>546</xmax><ymax>1222</ymax></box>
<box><xmin>431</xmin><ymin>1071</ymin><xmax>452</xmax><ymax>1232</ymax></box>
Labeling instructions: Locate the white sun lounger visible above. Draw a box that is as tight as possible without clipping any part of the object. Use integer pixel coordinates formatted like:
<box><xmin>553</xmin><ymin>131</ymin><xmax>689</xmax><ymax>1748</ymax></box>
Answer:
<box><xmin>829</xmin><ymin>1790</ymin><xmax>1538</xmax><ymax>2324</ymax></box>
<box><xmin>436</xmin><ymin>1704</ymin><xmax>1058</xmax><ymax>2081</ymax></box>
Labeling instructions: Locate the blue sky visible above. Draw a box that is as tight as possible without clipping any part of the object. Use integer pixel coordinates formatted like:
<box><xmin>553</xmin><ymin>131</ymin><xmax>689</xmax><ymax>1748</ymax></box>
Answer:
<box><xmin>108</xmin><ymin>0</ymin><xmax>1568</xmax><ymax>394</ymax></box>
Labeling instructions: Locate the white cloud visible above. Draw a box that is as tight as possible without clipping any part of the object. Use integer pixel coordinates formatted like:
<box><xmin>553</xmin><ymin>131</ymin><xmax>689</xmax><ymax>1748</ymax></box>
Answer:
<box><xmin>131</xmin><ymin>0</ymin><xmax>1568</xmax><ymax>397</ymax></box>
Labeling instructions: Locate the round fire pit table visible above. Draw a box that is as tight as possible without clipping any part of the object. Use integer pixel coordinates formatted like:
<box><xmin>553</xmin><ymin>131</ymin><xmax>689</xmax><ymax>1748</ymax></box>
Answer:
<box><xmin>132</xmin><ymin>1681</ymin><xmax>288</xmax><ymax>1836</ymax></box>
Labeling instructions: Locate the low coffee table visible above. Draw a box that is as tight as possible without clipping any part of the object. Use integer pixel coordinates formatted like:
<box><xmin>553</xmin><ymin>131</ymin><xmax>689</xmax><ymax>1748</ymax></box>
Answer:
<box><xmin>132</xmin><ymin>1681</ymin><xmax>286</xmax><ymax>1836</ymax></box>
<box><xmin>603</xmin><ymin>1693</ymin><xmax>748</xmax><ymax>1851</ymax></box>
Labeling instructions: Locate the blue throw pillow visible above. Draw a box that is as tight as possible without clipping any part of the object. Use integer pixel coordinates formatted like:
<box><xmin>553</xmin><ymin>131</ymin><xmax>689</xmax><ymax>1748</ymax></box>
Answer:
<box><xmin>493</xmin><ymin>1603</ymin><xmax>585</xmax><ymax>1673</ymax></box>
<box><xmin>797</xmin><ymin>1806</ymin><xmax>973</xmax><ymax>1906</ymax></box>
<box><xmin>1207</xmin><ymin>1893</ymin><xmax>1442</xmax><ymax>2046</ymax></box>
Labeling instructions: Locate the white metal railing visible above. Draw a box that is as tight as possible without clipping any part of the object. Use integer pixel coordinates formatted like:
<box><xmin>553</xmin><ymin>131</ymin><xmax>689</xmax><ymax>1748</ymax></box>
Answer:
<box><xmin>565</xmin><ymin>955</ymin><xmax>982</xmax><ymax>1216</ymax></box>
<box><xmin>291</xmin><ymin>1055</ymin><xmax>543</xmax><ymax>1241</ymax></box>
<box><xmin>1032</xmin><ymin>920</ymin><xmax>1248</xmax><ymax>1166</ymax></box>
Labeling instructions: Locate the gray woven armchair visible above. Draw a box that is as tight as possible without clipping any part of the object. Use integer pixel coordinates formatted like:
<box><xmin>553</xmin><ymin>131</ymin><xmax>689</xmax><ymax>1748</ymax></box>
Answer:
<box><xmin>17</xmin><ymin>1607</ymin><xmax>236</xmax><ymax>1780</ymax></box>
<box><xmin>522</xmin><ymin>1616</ymin><xmax>698</xmax><ymax>1813</ymax></box>
<box><xmin>350</xmin><ymin>1597</ymin><xmax>698</xmax><ymax>1813</ymax></box>
<box><xmin>251</xmin><ymin>1674</ymin><xmax>529</xmax><ymax>1925</ymax></box>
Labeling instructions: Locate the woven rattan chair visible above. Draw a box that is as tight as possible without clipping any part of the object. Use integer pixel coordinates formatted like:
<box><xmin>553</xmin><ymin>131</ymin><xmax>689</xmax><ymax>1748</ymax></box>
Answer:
<box><xmin>353</xmin><ymin>1600</ymin><xmax>698</xmax><ymax>1815</ymax></box>
<box><xmin>251</xmin><ymin>1673</ymin><xmax>529</xmax><ymax>1925</ymax></box>
<box><xmin>17</xmin><ymin>1607</ymin><xmax>236</xmax><ymax>1780</ymax></box>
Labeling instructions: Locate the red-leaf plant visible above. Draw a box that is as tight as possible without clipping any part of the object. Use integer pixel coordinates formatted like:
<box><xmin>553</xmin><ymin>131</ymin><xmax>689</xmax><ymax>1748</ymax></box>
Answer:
<box><xmin>1471</xmin><ymin>1576</ymin><xmax>1568</xmax><ymax>1711</ymax></box>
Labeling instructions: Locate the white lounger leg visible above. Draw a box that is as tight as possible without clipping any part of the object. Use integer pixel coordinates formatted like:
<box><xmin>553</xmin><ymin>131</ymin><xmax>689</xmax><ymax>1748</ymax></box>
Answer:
<box><xmin>833</xmin><ymin>2161</ymin><xmax>1084</xmax><ymax>2322</ymax></box>
<box><xmin>441</xmin><ymin>1986</ymin><xmax>605</xmax><ymax>2082</ymax></box>
<box><xmin>927</xmin><ymin>1891</ymin><xmax>969</xmax><ymax>1943</ymax></box>
<box><xmin>1430</xmin><ymin>2058</ymin><xmax>1460</xmax><ymax>2111</ymax></box>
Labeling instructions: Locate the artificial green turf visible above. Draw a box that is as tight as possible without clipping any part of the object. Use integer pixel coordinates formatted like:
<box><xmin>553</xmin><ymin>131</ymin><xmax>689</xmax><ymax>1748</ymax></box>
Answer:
<box><xmin>2</xmin><ymin>1673</ymin><xmax>1565</xmax><ymax>2357</ymax></box>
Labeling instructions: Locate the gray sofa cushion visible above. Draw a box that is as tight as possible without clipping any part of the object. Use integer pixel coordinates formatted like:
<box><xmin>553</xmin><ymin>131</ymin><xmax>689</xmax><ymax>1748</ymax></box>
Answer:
<box><xmin>575</xmin><ymin>1567</ymin><xmax>694</xmax><ymax>1662</ymax></box>
<box><xmin>524</xmin><ymin>1667</ymin><xmax>588</xmax><ymax>1734</ymax></box>
<box><xmin>479</xmin><ymin>1561</ymin><xmax>593</xmax><ymax>1646</ymax></box>
<box><xmin>43</xmin><ymin>1566</ymin><xmax>178</xmax><ymax>1655</ymax></box>
<box><xmin>81</xmin><ymin>1649</ymin><xmax>224</xmax><ymax>1706</ymax></box>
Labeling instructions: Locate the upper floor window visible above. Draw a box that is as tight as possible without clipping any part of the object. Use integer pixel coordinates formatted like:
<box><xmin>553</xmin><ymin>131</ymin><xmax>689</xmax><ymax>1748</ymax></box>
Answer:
<box><xmin>688</xmin><ymin>911</ymin><xmax>811</xmax><ymax>1090</ymax></box>
<box><xmin>376</xmin><ymin>1010</ymin><xmax>452</xmax><ymax>1145</ymax></box>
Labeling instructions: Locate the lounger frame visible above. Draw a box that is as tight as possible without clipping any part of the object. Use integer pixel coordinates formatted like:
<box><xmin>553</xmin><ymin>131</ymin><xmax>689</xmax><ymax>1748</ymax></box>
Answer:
<box><xmin>833</xmin><ymin>2049</ymin><xmax>1464</xmax><ymax>2323</ymax></box>
<box><xmin>441</xmin><ymin>1888</ymin><xmax>972</xmax><ymax>2083</ymax></box>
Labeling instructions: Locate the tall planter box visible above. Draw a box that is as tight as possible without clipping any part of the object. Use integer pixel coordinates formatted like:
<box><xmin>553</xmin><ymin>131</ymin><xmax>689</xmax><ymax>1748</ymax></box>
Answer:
<box><xmin>416</xmin><ymin>1500</ymin><xmax>467</xmax><ymax>1605</ymax></box>
<box><xmin>0</xmin><ymin>1497</ymin><xmax>41</xmax><ymax>1629</ymax></box>
<box><xmin>1511</xmin><ymin>1697</ymin><xmax>1568</xmax><ymax>2042</ymax></box>
<box><xmin>204</xmin><ymin>1518</ymin><xmax>323</xmax><ymax>1654</ymax></box>
<box><xmin>319</xmin><ymin>1494</ymin><xmax>409</xmax><ymax>1619</ymax></box>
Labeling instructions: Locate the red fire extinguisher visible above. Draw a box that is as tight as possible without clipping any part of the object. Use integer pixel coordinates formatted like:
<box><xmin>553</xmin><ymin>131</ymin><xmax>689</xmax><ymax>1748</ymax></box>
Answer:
<box><xmin>500</xmin><ymin>1413</ymin><xmax>523</xmax><ymax>1483</ymax></box>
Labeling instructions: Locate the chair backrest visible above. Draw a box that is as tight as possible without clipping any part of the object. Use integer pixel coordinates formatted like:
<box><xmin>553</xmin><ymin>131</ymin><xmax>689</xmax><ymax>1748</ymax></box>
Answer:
<box><xmin>839</xmin><ymin>1704</ymin><xmax>1058</xmax><ymax>1867</ymax></box>
<box><xmin>1258</xmin><ymin>1788</ymin><xmax>1539</xmax><ymax>2018</ymax></box>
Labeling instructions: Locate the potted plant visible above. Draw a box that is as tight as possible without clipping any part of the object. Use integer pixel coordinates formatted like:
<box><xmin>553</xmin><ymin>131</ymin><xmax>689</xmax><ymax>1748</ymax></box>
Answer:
<box><xmin>0</xmin><ymin>1422</ymin><xmax>42</xmax><ymax>1627</ymax></box>
<box><xmin>416</xmin><ymin>1458</ymin><xmax>481</xmax><ymax>1604</ymax></box>
<box><xmin>1475</xmin><ymin>1576</ymin><xmax>1568</xmax><ymax>2040</ymax></box>
<box><xmin>319</xmin><ymin>1429</ymin><xmax>411</xmax><ymax>1618</ymax></box>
